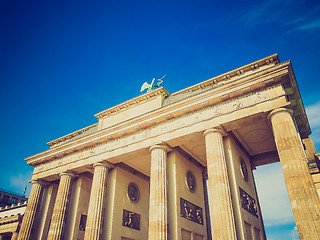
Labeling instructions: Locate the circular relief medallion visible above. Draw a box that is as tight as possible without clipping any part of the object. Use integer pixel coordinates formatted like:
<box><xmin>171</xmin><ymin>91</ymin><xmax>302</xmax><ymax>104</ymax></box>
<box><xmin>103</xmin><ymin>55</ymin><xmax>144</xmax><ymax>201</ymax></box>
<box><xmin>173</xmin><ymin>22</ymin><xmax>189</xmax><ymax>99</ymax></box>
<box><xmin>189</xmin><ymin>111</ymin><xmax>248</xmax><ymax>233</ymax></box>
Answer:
<box><xmin>127</xmin><ymin>182</ymin><xmax>140</xmax><ymax>203</ymax></box>
<box><xmin>240</xmin><ymin>158</ymin><xmax>248</xmax><ymax>182</ymax></box>
<box><xmin>186</xmin><ymin>170</ymin><xmax>196</xmax><ymax>193</ymax></box>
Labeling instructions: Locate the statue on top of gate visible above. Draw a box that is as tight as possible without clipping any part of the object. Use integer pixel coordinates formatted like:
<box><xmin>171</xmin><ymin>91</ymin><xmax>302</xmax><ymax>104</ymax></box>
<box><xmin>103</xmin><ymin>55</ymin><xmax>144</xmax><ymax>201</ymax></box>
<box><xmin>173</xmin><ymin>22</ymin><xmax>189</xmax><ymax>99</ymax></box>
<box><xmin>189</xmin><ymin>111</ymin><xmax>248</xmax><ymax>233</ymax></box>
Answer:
<box><xmin>140</xmin><ymin>75</ymin><xmax>166</xmax><ymax>93</ymax></box>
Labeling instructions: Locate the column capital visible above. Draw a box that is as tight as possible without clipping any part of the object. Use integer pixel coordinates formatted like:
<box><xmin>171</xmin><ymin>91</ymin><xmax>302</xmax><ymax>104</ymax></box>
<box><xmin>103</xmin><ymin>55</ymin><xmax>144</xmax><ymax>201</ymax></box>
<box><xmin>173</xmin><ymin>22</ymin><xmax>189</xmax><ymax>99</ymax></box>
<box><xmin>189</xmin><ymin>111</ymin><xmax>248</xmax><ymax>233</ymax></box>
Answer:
<box><xmin>268</xmin><ymin>108</ymin><xmax>293</xmax><ymax>121</ymax></box>
<box><xmin>93</xmin><ymin>161</ymin><xmax>113</xmax><ymax>169</ymax></box>
<box><xmin>203</xmin><ymin>128</ymin><xmax>225</xmax><ymax>137</ymax></box>
<box><xmin>59</xmin><ymin>170</ymin><xmax>78</xmax><ymax>178</ymax></box>
<box><xmin>28</xmin><ymin>178</ymin><xmax>49</xmax><ymax>186</ymax></box>
<box><xmin>150</xmin><ymin>144</ymin><xmax>172</xmax><ymax>153</ymax></box>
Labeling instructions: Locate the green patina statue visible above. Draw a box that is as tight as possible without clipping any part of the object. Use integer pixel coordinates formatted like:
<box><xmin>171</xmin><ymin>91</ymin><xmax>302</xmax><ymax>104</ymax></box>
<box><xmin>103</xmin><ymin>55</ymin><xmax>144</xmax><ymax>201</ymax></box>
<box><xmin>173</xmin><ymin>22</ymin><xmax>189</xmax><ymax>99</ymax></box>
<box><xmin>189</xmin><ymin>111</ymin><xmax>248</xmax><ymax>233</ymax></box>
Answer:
<box><xmin>140</xmin><ymin>75</ymin><xmax>166</xmax><ymax>92</ymax></box>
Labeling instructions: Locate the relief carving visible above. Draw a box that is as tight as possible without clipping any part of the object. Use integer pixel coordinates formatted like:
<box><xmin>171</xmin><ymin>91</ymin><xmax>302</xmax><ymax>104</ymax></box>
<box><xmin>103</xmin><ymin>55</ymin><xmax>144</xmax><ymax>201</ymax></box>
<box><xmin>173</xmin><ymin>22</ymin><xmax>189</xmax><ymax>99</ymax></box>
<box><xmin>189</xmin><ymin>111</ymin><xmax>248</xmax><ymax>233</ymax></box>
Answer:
<box><xmin>239</xmin><ymin>187</ymin><xmax>258</xmax><ymax>218</ymax></box>
<box><xmin>254</xmin><ymin>91</ymin><xmax>267</xmax><ymax>103</ymax></box>
<box><xmin>180</xmin><ymin>198</ymin><xmax>203</xmax><ymax>225</ymax></box>
<box><xmin>212</xmin><ymin>106</ymin><xmax>221</xmax><ymax>115</ymax></box>
<box><xmin>122</xmin><ymin>210</ymin><xmax>140</xmax><ymax>230</ymax></box>
<box><xmin>233</xmin><ymin>100</ymin><xmax>243</xmax><ymax>109</ymax></box>
<box><xmin>240</xmin><ymin>158</ymin><xmax>248</xmax><ymax>182</ymax></box>
<box><xmin>79</xmin><ymin>214</ymin><xmax>87</xmax><ymax>231</ymax></box>
<box><xmin>186</xmin><ymin>171</ymin><xmax>196</xmax><ymax>193</ymax></box>
<box><xmin>89</xmin><ymin>148</ymin><xmax>94</xmax><ymax>155</ymax></box>
<box><xmin>127</xmin><ymin>182</ymin><xmax>140</xmax><ymax>203</ymax></box>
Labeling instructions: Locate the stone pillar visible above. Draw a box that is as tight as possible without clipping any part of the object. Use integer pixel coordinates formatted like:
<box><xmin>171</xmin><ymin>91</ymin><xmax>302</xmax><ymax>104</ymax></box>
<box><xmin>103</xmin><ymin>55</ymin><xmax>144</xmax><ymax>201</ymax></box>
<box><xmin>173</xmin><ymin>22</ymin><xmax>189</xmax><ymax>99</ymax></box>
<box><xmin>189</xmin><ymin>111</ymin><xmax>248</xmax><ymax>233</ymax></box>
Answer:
<box><xmin>84</xmin><ymin>162</ymin><xmax>112</xmax><ymax>240</ymax></box>
<box><xmin>269</xmin><ymin>108</ymin><xmax>320</xmax><ymax>239</ymax></box>
<box><xmin>148</xmin><ymin>144</ymin><xmax>171</xmax><ymax>240</ymax></box>
<box><xmin>18</xmin><ymin>179</ymin><xmax>47</xmax><ymax>240</ymax></box>
<box><xmin>47</xmin><ymin>171</ymin><xmax>77</xmax><ymax>240</ymax></box>
<box><xmin>204</xmin><ymin>129</ymin><xmax>237</xmax><ymax>240</ymax></box>
<box><xmin>11</xmin><ymin>232</ymin><xmax>18</xmax><ymax>240</ymax></box>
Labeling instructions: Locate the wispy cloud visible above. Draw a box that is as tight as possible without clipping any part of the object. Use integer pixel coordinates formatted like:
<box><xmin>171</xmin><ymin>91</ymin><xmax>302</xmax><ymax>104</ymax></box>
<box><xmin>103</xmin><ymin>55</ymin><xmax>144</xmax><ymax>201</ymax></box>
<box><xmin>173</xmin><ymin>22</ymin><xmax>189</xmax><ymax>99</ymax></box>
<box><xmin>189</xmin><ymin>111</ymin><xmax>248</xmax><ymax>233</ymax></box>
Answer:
<box><xmin>288</xmin><ymin>18</ymin><xmax>320</xmax><ymax>32</ymax></box>
<box><xmin>282</xmin><ymin>17</ymin><xmax>306</xmax><ymax>27</ymax></box>
<box><xmin>242</xmin><ymin>0</ymin><xmax>320</xmax><ymax>33</ymax></box>
<box><xmin>242</xmin><ymin>0</ymin><xmax>285</xmax><ymax>26</ymax></box>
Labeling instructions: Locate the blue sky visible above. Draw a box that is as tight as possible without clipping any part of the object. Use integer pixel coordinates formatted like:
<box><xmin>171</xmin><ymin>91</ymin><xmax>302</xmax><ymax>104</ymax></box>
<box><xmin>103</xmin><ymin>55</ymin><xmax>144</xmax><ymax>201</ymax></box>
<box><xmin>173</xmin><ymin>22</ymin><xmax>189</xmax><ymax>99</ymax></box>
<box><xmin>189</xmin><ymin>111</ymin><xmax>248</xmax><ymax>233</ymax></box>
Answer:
<box><xmin>1</xmin><ymin>0</ymin><xmax>320</xmax><ymax>239</ymax></box>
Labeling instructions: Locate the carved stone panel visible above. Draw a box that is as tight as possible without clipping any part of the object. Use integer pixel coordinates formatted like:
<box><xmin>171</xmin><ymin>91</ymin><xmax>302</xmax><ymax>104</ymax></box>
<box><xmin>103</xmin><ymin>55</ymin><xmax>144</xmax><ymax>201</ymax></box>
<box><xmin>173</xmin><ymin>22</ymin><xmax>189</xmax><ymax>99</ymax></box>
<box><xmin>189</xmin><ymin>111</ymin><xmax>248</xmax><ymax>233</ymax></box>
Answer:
<box><xmin>239</xmin><ymin>187</ymin><xmax>258</xmax><ymax>218</ymax></box>
<box><xmin>122</xmin><ymin>209</ymin><xmax>140</xmax><ymax>230</ymax></box>
<box><xmin>180</xmin><ymin>198</ymin><xmax>203</xmax><ymax>225</ymax></box>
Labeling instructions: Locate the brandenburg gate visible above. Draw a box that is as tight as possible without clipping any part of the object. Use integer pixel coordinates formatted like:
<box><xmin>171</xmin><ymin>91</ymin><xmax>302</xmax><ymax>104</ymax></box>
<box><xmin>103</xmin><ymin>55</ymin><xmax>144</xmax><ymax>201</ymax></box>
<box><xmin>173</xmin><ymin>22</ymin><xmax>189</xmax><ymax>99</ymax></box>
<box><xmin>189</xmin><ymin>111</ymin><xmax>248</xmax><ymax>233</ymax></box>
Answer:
<box><xmin>17</xmin><ymin>54</ymin><xmax>320</xmax><ymax>239</ymax></box>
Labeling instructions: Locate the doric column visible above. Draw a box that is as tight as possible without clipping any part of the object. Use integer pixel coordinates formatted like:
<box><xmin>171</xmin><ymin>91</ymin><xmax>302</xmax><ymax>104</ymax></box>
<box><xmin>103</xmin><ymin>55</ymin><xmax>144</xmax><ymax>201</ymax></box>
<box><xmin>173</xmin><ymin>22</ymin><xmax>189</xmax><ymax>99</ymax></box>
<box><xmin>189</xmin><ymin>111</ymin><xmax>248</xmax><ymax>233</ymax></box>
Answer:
<box><xmin>11</xmin><ymin>232</ymin><xmax>18</xmax><ymax>240</ymax></box>
<box><xmin>269</xmin><ymin>108</ymin><xmax>320</xmax><ymax>239</ymax></box>
<box><xmin>148</xmin><ymin>144</ymin><xmax>171</xmax><ymax>240</ymax></box>
<box><xmin>18</xmin><ymin>179</ymin><xmax>47</xmax><ymax>240</ymax></box>
<box><xmin>84</xmin><ymin>162</ymin><xmax>112</xmax><ymax>240</ymax></box>
<box><xmin>204</xmin><ymin>129</ymin><xmax>237</xmax><ymax>240</ymax></box>
<box><xmin>47</xmin><ymin>171</ymin><xmax>77</xmax><ymax>240</ymax></box>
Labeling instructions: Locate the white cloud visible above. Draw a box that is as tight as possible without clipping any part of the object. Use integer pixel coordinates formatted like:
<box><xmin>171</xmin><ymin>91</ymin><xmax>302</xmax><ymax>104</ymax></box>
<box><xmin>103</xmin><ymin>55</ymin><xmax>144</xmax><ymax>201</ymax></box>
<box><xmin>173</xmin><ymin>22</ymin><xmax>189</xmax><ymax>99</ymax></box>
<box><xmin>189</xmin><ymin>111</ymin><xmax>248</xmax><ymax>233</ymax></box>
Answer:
<box><xmin>306</xmin><ymin>101</ymin><xmax>320</xmax><ymax>149</ymax></box>
<box><xmin>306</xmin><ymin>101</ymin><xmax>320</xmax><ymax>128</ymax></box>
<box><xmin>253</xmin><ymin>162</ymin><xmax>295</xmax><ymax>226</ymax></box>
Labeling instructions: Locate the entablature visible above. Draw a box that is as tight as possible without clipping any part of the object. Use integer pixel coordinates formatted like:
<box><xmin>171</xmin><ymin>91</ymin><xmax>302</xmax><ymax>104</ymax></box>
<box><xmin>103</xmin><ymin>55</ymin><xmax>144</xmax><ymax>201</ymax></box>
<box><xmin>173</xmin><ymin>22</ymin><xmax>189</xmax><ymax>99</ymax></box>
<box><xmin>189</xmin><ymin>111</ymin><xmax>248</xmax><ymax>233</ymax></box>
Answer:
<box><xmin>26</xmin><ymin>59</ymin><xmax>294</xmax><ymax>168</ymax></box>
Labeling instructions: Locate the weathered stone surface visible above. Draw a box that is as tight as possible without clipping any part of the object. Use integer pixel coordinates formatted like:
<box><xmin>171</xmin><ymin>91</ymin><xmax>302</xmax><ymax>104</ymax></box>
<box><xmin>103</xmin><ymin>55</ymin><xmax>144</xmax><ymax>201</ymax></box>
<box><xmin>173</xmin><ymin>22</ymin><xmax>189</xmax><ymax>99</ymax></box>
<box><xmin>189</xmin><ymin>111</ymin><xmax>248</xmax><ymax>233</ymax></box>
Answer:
<box><xmin>18</xmin><ymin>180</ymin><xmax>47</xmax><ymax>240</ymax></box>
<box><xmin>47</xmin><ymin>171</ymin><xmax>76</xmax><ymax>240</ymax></box>
<box><xmin>148</xmin><ymin>144</ymin><xmax>171</xmax><ymax>240</ymax></box>
<box><xmin>84</xmin><ymin>162</ymin><xmax>111</xmax><ymax>240</ymax></box>
<box><xmin>269</xmin><ymin>108</ymin><xmax>320</xmax><ymax>240</ymax></box>
<box><xmin>204</xmin><ymin>129</ymin><xmax>237</xmax><ymax>240</ymax></box>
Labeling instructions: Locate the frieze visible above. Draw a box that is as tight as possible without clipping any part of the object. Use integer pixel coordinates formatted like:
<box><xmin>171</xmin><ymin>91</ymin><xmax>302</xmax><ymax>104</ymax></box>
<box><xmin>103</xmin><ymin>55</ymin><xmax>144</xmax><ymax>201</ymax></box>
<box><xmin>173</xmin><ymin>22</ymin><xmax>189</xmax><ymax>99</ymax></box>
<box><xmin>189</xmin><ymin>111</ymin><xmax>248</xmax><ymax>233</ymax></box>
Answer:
<box><xmin>33</xmin><ymin>143</ymin><xmax>106</xmax><ymax>174</ymax></box>
<box><xmin>122</xmin><ymin>210</ymin><xmax>140</xmax><ymax>230</ymax></box>
<box><xmin>180</xmin><ymin>198</ymin><xmax>203</xmax><ymax>225</ymax></box>
<box><xmin>239</xmin><ymin>187</ymin><xmax>258</xmax><ymax>218</ymax></box>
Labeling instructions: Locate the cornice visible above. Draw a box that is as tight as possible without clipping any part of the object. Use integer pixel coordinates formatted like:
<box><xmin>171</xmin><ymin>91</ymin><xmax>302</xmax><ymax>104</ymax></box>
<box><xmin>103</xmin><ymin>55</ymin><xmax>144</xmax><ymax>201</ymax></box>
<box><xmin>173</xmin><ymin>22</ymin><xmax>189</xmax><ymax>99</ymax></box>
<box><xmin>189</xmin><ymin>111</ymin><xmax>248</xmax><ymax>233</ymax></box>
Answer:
<box><xmin>171</xmin><ymin>54</ymin><xmax>279</xmax><ymax>96</ymax></box>
<box><xmin>284</xmin><ymin>62</ymin><xmax>311</xmax><ymax>138</ymax></box>
<box><xmin>47</xmin><ymin>123</ymin><xmax>98</xmax><ymax>147</ymax></box>
<box><xmin>25</xmin><ymin>60</ymin><xmax>290</xmax><ymax>167</ymax></box>
<box><xmin>94</xmin><ymin>87</ymin><xmax>170</xmax><ymax>120</ymax></box>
